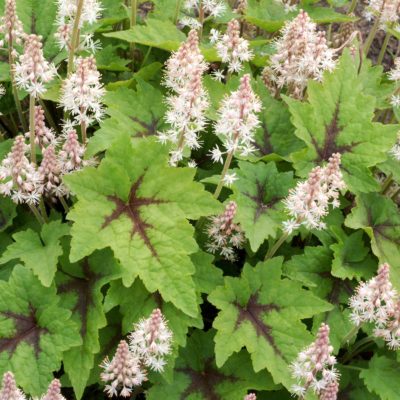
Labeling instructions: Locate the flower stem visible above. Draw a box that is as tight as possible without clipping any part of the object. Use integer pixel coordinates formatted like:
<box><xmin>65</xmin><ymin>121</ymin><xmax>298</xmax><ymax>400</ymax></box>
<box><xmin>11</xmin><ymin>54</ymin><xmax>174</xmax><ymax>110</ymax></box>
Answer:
<box><xmin>213</xmin><ymin>149</ymin><xmax>234</xmax><ymax>199</ymax></box>
<box><xmin>377</xmin><ymin>32</ymin><xmax>391</xmax><ymax>65</ymax></box>
<box><xmin>364</xmin><ymin>16</ymin><xmax>381</xmax><ymax>56</ymax></box>
<box><xmin>29</xmin><ymin>95</ymin><xmax>36</xmax><ymax>165</ymax></box>
<box><xmin>39</xmin><ymin>98</ymin><xmax>60</xmax><ymax>135</ymax></box>
<box><xmin>174</xmin><ymin>0</ymin><xmax>183</xmax><ymax>24</ymax></box>
<box><xmin>264</xmin><ymin>231</ymin><xmax>289</xmax><ymax>260</ymax></box>
<box><xmin>81</xmin><ymin>120</ymin><xmax>87</xmax><ymax>144</ymax></box>
<box><xmin>9</xmin><ymin>46</ymin><xmax>27</xmax><ymax>132</ymax></box>
<box><xmin>341</xmin><ymin>336</ymin><xmax>375</xmax><ymax>364</ymax></box>
<box><xmin>67</xmin><ymin>0</ymin><xmax>85</xmax><ymax>75</ymax></box>
<box><xmin>198</xmin><ymin>0</ymin><xmax>205</xmax><ymax>39</ymax></box>
<box><xmin>60</xmin><ymin>196</ymin><xmax>70</xmax><ymax>213</ymax></box>
<box><xmin>380</xmin><ymin>173</ymin><xmax>393</xmax><ymax>194</ymax></box>
<box><xmin>39</xmin><ymin>198</ymin><xmax>48</xmax><ymax>223</ymax></box>
<box><xmin>341</xmin><ymin>325</ymin><xmax>360</xmax><ymax>347</ymax></box>
<box><xmin>130</xmin><ymin>0</ymin><xmax>137</xmax><ymax>68</ymax></box>
<box><xmin>29</xmin><ymin>203</ymin><xmax>45</xmax><ymax>225</ymax></box>
<box><xmin>348</xmin><ymin>0</ymin><xmax>358</xmax><ymax>13</ymax></box>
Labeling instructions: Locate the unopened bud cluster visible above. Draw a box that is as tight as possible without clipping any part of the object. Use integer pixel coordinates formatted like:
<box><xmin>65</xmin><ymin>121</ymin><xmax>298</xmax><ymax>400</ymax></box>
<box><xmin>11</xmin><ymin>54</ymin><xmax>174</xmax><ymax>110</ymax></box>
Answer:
<box><xmin>290</xmin><ymin>323</ymin><xmax>339</xmax><ymax>399</ymax></box>
<box><xmin>0</xmin><ymin>372</ymin><xmax>66</xmax><ymax>400</ymax></box>
<box><xmin>206</xmin><ymin>201</ymin><xmax>245</xmax><ymax>261</ymax></box>
<box><xmin>282</xmin><ymin>153</ymin><xmax>345</xmax><ymax>234</ymax></box>
<box><xmin>349</xmin><ymin>263</ymin><xmax>400</xmax><ymax>350</ymax></box>
<box><xmin>0</xmin><ymin>0</ymin><xmax>25</xmax><ymax>47</ymax></box>
<box><xmin>14</xmin><ymin>34</ymin><xmax>56</xmax><ymax>97</ymax></box>
<box><xmin>100</xmin><ymin>309</ymin><xmax>173</xmax><ymax>397</ymax></box>
<box><xmin>264</xmin><ymin>10</ymin><xmax>336</xmax><ymax>99</ymax></box>
<box><xmin>25</xmin><ymin>106</ymin><xmax>58</xmax><ymax>149</ymax></box>
<box><xmin>159</xmin><ymin>30</ymin><xmax>209</xmax><ymax>165</ymax></box>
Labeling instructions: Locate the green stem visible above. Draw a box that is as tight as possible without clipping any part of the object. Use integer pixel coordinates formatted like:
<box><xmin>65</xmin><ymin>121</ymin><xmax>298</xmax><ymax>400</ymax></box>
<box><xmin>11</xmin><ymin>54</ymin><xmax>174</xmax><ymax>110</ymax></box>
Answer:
<box><xmin>174</xmin><ymin>0</ymin><xmax>183</xmax><ymax>24</ymax></box>
<box><xmin>28</xmin><ymin>204</ymin><xmax>45</xmax><ymax>225</ymax></box>
<box><xmin>340</xmin><ymin>365</ymin><xmax>364</xmax><ymax>372</ymax></box>
<box><xmin>38</xmin><ymin>98</ymin><xmax>60</xmax><ymax>135</ymax></box>
<box><xmin>381</xmin><ymin>173</ymin><xmax>393</xmax><ymax>194</ymax></box>
<box><xmin>29</xmin><ymin>95</ymin><xmax>36</xmax><ymax>165</ymax></box>
<box><xmin>348</xmin><ymin>0</ymin><xmax>358</xmax><ymax>13</ymax></box>
<box><xmin>39</xmin><ymin>198</ymin><xmax>49</xmax><ymax>223</ymax></box>
<box><xmin>81</xmin><ymin>120</ymin><xmax>87</xmax><ymax>144</ymax></box>
<box><xmin>60</xmin><ymin>196</ymin><xmax>70</xmax><ymax>213</ymax></box>
<box><xmin>364</xmin><ymin>16</ymin><xmax>381</xmax><ymax>56</ymax></box>
<box><xmin>140</xmin><ymin>46</ymin><xmax>152</xmax><ymax>68</ymax></box>
<box><xmin>213</xmin><ymin>149</ymin><xmax>234</xmax><ymax>199</ymax></box>
<box><xmin>264</xmin><ymin>231</ymin><xmax>289</xmax><ymax>260</ymax></box>
<box><xmin>377</xmin><ymin>33</ymin><xmax>391</xmax><ymax>65</ymax></box>
<box><xmin>198</xmin><ymin>0</ymin><xmax>204</xmax><ymax>39</ymax></box>
<box><xmin>341</xmin><ymin>336</ymin><xmax>375</xmax><ymax>364</ymax></box>
<box><xmin>341</xmin><ymin>325</ymin><xmax>360</xmax><ymax>347</ymax></box>
<box><xmin>130</xmin><ymin>0</ymin><xmax>137</xmax><ymax>68</ymax></box>
<box><xmin>9</xmin><ymin>46</ymin><xmax>27</xmax><ymax>132</ymax></box>
<box><xmin>67</xmin><ymin>0</ymin><xmax>85</xmax><ymax>75</ymax></box>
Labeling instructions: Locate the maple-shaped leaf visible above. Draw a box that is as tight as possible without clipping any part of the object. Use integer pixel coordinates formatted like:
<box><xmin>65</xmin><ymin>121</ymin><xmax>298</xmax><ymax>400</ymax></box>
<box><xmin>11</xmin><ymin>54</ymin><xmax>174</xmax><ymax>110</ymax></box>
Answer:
<box><xmin>252</xmin><ymin>79</ymin><xmax>304</xmax><ymax>159</ymax></box>
<box><xmin>285</xmin><ymin>50</ymin><xmax>398</xmax><ymax>193</ymax></box>
<box><xmin>0</xmin><ymin>221</ymin><xmax>70</xmax><ymax>287</ymax></box>
<box><xmin>191</xmin><ymin>251</ymin><xmax>224</xmax><ymax>295</ymax></box>
<box><xmin>339</xmin><ymin>366</ymin><xmax>380</xmax><ymax>400</ymax></box>
<box><xmin>147</xmin><ymin>330</ymin><xmax>278</xmax><ymax>400</ymax></box>
<box><xmin>64</xmin><ymin>135</ymin><xmax>220</xmax><ymax>317</ymax></box>
<box><xmin>57</xmin><ymin>247</ymin><xmax>121</xmax><ymax>399</ymax></box>
<box><xmin>345</xmin><ymin>193</ymin><xmax>400</xmax><ymax>289</ymax></box>
<box><xmin>330</xmin><ymin>227</ymin><xmax>376</xmax><ymax>281</ymax></box>
<box><xmin>87</xmin><ymin>79</ymin><xmax>166</xmax><ymax>157</ymax></box>
<box><xmin>0</xmin><ymin>265</ymin><xmax>81</xmax><ymax>395</ymax></box>
<box><xmin>360</xmin><ymin>355</ymin><xmax>400</xmax><ymax>400</ymax></box>
<box><xmin>232</xmin><ymin>161</ymin><xmax>295</xmax><ymax>251</ymax></box>
<box><xmin>208</xmin><ymin>257</ymin><xmax>332</xmax><ymax>388</ymax></box>
<box><xmin>283</xmin><ymin>246</ymin><xmax>354</xmax><ymax>350</ymax></box>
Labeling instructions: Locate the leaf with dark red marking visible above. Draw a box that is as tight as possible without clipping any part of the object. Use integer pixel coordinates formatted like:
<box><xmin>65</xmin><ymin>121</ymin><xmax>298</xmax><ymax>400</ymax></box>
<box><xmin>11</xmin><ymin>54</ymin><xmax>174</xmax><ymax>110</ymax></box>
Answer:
<box><xmin>346</xmin><ymin>193</ymin><xmax>400</xmax><ymax>290</ymax></box>
<box><xmin>64</xmin><ymin>135</ymin><xmax>220</xmax><ymax>318</ymax></box>
<box><xmin>0</xmin><ymin>265</ymin><xmax>81</xmax><ymax>395</ymax></box>
<box><xmin>56</xmin><ymin>247</ymin><xmax>121</xmax><ymax>399</ymax></box>
<box><xmin>232</xmin><ymin>161</ymin><xmax>295</xmax><ymax>251</ymax></box>
<box><xmin>285</xmin><ymin>50</ymin><xmax>398</xmax><ymax>193</ymax></box>
<box><xmin>208</xmin><ymin>257</ymin><xmax>332</xmax><ymax>388</ymax></box>
<box><xmin>147</xmin><ymin>330</ymin><xmax>277</xmax><ymax>400</ymax></box>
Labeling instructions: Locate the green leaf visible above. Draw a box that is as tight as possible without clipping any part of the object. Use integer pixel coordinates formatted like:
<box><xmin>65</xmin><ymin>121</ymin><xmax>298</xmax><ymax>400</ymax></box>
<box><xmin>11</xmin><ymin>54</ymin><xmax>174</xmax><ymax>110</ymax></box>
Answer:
<box><xmin>252</xmin><ymin>79</ymin><xmax>304</xmax><ymax>159</ymax></box>
<box><xmin>0</xmin><ymin>265</ymin><xmax>81</xmax><ymax>395</ymax></box>
<box><xmin>64</xmin><ymin>135</ymin><xmax>220</xmax><ymax>317</ymax></box>
<box><xmin>360</xmin><ymin>355</ymin><xmax>400</xmax><ymax>400</ymax></box>
<box><xmin>104</xmin><ymin>18</ymin><xmax>186</xmax><ymax>51</ymax></box>
<box><xmin>345</xmin><ymin>193</ymin><xmax>400</xmax><ymax>289</ymax></box>
<box><xmin>330</xmin><ymin>227</ymin><xmax>376</xmax><ymax>281</ymax></box>
<box><xmin>286</xmin><ymin>51</ymin><xmax>398</xmax><ymax>193</ymax></box>
<box><xmin>191</xmin><ymin>251</ymin><xmax>224</xmax><ymax>295</ymax></box>
<box><xmin>0</xmin><ymin>221</ymin><xmax>70</xmax><ymax>287</ymax></box>
<box><xmin>57</xmin><ymin>248</ymin><xmax>121</xmax><ymax>399</ymax></box>
<box><xmin>208</xmin><ymin>257</ymin><xmax>332</xmax><ymax>387</ymax></box>
<box><xmin>232</xmin><ymin>161</ymin><xmax>295</xmax><ymax>251</ymax></box>
<box><xmin>87</xmin><ymin>79</ymin><xmax>166</xmax><ymax>157</ymax></box>
<box><xmin>0</xmin><ymin>196</ymin><xmax>16</xmax><ymax>232</ymax></box>
<box><xmin>96</xmin><ymin>44</ymin><xmax>130</xmax><ymax>72</ymax></box>
<box><xmin>147</xmin><ymin>330</ymin><xmax>278</xmax><ymax>400</ymax></box>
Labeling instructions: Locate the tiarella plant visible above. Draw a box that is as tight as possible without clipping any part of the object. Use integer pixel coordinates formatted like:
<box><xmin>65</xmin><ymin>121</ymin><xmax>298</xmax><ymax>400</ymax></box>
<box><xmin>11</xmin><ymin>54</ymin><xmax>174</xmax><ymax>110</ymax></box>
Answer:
<box><xmin>0</xmin><ymin>0</ymin><xmax>400</xmax><ymax>399</ymax></box>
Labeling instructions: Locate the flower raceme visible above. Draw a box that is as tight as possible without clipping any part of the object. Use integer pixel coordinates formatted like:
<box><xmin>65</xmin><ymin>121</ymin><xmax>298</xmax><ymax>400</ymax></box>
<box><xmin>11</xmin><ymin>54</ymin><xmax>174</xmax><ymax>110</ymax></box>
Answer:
<box><xmin>0</xmin><ymin>372</ymin><xmax>26</xmax><ymax>400</ymax></box>
<box><xmin>14</xmin><ymin>34</ymin><xmax>56</xmax><ymax>97</ymax></box>
<box><xmin>244</xmin><ymin>394</ymin><xmax>257</xmax><ymax>400</ymax></box>
<box><xmin>206</xmin><ymin>201</ymin><xmax>245</xmax><ymax>261</ymax></box>
<box><xmin>159</xmin><ymin>29</ymin><xmax>209</xmax><ymax>165</ymax></box>
<box><xmin>364</xmin><ymin>0</ymin><xmax>400</xmax><ymax>30</ymax></box>
<box><xmin>290</xmin><ymin>323</ymin><xmax>339</xmax><ymax>399</ymax></box>
<box><xmin>0</xmin><ymin>135</ymin><xmax>42</xmax><ymax>205</ymax></box>
<box><xmin>349</xmin><ymin>263</ymin><xmax>400</xmax><ymax>350</ymax></box>
<box><xmin>263</xmin><ymin>10</ymin><xmax>336</xmax><ymax>99</ymax></box>
<box><xmin>212</xmin><ymin>74</ymin><xmax>261</xmax><ymax>159</ymax></box>
<box><xmin>214</xmin><ymin>19</ymin><xmax>253</xmax><ymax>73</ymax></box>
<box><xmin>60</xmin><ymin>55</ymin><xmax>105</xmax><ymax>128</ymax></box>
<box><xmin>180</xmin><ymin>0</ymin><xmax>226</xmax><ymax>29</ymax></box>
<box><xmin>0</xmin><ymin>0</ymin><xmax>25</xmax><ymax>48</ymax></box>
<box><xmin>38</xmin><ymin>379</ymin><xmax>66</xmax><ymax>400</ymax></box>
<box><xmin>101</xmin><ymin>309</ymin><xmax>173</xmax><ymax>397</ymax></box>
<box><xmin>25</xmin><ymin>106</ymin><xmax>58</xmax><ymax>149</ymax></box>
<box><xmin>282</xmin><ymin>153</ymin><xmax>345</xmax><ymax>234</ymax></box>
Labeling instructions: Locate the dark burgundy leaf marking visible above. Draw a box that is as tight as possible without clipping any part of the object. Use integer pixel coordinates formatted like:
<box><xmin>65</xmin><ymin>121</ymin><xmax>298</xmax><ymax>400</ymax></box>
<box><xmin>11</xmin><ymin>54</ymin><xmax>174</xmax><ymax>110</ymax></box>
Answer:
<box><xmin>254</xmin><ymin>122</ymin><xmax>273</xmax><ymax>156</ymax></box>
<box><xmin>102</xmin><ymin>174</ymin><xmax>169</xmax><ymax>258</ymax></box>
<box><xmin>178</xmin><ymin>359</ymin><xmax>237</xmax><ymax>400</ymax></box>
<box><xmin>130</xmin><ymin>113</ymin><xmax>160</xmax><ymax>138</ymax></box>
<box><xmin>311</xmin><ymin>103</ymin><xmax>359</xmax><ymax>162</ymax></box>
<box><xmin>0</xmin><ymin>304</ymin><xmax>48</xmax><ymax>357</ymax></box>
<box><xmin>244</xmin><ymin>179</ymin><xmax>279</xmax><ymax>222</ymax></box>
<box><xmin>234</xmin><ymin>293</ymin><xmax>282</xmax><ymax>357</ymax></box>
<box><xmin>58</xmin><ymin>259</ymin><xmax>99</xmax><ymax>337</ymax></box>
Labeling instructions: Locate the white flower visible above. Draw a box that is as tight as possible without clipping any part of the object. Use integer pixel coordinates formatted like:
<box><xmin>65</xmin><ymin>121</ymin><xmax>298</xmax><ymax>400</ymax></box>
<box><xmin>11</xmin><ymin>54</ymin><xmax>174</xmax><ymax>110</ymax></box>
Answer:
<box><xmin>210</xmin><ymin>28</ymin><xmax>220</xmax><ymax>44</ymax></box>
<box><xmin>211</xmin><ymin>69</ymin><xmax>225</xmax><ymax>82</ymax></box>
<box><xmin>223</xmin><ymin>172</ymin><xmax>237</xmax><ymax>186</ymax></box>
<box><xmin>209</xmin><ymin>145</ymin><xmax>224</xmax><ymax>163</ymax></box>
